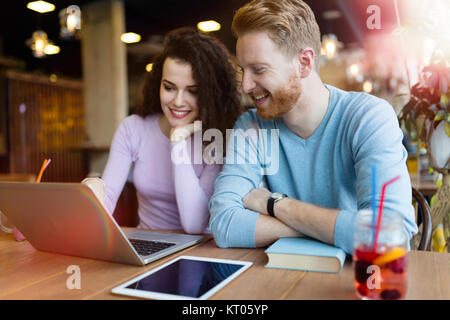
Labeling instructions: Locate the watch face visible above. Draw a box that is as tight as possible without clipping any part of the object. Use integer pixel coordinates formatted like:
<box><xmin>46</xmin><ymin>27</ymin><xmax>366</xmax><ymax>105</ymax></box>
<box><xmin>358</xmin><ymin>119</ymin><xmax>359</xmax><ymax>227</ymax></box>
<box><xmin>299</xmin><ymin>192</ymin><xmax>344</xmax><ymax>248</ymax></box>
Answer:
<box><xmin>271</xmin><ymin>192</ymin><xmax>283</xmax><ymax>200</ymax></box>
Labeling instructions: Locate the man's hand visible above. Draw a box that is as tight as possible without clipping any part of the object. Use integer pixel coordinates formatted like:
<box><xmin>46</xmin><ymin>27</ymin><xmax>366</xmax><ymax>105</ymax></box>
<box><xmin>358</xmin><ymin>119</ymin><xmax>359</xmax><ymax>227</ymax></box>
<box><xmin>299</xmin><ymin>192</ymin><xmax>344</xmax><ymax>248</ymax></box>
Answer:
<box><xmin>243</xmin><ymin>188</ymin><xmax>272</xmax><ymax>215</ymax></box>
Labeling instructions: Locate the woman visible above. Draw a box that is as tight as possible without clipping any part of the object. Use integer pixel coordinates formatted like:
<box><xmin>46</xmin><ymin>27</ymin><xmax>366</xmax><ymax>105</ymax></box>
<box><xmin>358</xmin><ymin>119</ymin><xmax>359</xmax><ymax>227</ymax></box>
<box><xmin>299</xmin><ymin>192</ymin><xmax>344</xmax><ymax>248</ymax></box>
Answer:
<box><xmin>84</xmin><ymin>28</ymin><xmax>243</xmax><ymax>234</ymax></box>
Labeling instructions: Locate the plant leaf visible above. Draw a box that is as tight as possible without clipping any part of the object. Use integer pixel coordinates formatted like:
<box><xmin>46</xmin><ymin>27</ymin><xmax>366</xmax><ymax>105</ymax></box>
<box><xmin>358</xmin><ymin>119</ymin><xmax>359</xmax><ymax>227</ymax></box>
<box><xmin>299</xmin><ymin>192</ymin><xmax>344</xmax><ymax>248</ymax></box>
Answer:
<box><xmin>428</xmin><ymin>73</ymin><xmax>438</xmax><ymax>92</ymax></box>
<box><xmin>434</xmin><ymin>110</ymin><xmax>446</xmax><ymax>122</ymax></box>
<box><xmin>445</xmin><ymin>121</ymin><xmax>450</xmax><ymax>138</ymax></box>
<box><xmin>441</xmin><ymin>93</ymin><xmax>449</xmax><ymax>106</ymax></box>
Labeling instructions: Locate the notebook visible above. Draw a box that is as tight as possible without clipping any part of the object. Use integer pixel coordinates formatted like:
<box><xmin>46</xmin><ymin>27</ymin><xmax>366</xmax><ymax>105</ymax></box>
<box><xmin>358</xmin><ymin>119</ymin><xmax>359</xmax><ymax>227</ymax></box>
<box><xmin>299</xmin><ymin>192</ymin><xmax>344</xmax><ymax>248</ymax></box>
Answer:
<box><xmin>264</xmin><ymin>237</ymin><xmax>347</xmax><ymax>273</ymax></box>
<box><xmin>0</xmin><ymin>182</ymin><xmax>204</xmax><ymax>266</ymax></box>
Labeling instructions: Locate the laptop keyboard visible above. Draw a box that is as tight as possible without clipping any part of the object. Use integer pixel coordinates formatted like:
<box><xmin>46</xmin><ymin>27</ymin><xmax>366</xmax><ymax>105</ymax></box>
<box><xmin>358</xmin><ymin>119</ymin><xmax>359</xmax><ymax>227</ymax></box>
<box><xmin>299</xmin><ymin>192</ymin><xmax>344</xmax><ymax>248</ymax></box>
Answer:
<box><xmin>128</xmin><ymin>238</ymin><xmax>176</xmax><ymax>256</ymax></box>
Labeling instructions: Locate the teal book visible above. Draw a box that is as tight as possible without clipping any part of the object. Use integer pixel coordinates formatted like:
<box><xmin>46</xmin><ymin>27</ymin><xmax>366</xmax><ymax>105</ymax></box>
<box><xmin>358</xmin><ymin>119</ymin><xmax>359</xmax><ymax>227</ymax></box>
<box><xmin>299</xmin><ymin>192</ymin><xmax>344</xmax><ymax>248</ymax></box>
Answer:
<box><xmin>264</xmin><ymin>237</ymin><xmax>347</xmax><ymax>273</ymax></box>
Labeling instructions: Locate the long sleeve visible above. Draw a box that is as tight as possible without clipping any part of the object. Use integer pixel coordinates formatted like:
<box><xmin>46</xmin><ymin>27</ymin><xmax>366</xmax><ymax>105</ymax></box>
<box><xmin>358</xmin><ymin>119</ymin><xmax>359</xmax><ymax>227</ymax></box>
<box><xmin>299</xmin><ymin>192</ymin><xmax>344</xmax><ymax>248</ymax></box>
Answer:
<box><xmin>101</xmin><ymin>116</ymin><xmax>140</xmax><ymax>215</ymax></box>
<box><xmin>333</xmin><ymin>100</ymin><xmax>418</xmax><ymax>254</ymax></box>
<box><xmin>170</xmin><ymin>140</ymin><xmax>222</xmax><ymax>234</ymax></box>
<box><xmin>208</xmin><ymin>114</ymin><xmax>264</xmax><ymax>248</ymax></box>
<box><xmin>210</xmin><ymin>86</ymin><xmax>418</xmax><ymax>254</ymax></box>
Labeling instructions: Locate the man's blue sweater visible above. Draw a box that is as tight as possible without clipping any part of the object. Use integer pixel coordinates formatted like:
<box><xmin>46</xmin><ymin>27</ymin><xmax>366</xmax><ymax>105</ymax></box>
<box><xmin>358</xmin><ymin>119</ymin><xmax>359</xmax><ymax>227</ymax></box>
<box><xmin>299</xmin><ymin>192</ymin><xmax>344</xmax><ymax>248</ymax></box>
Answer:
<box><xmin>209</xmin><ymin>84</ymin><xmax>418</xmax><ymax>254</ymax></box>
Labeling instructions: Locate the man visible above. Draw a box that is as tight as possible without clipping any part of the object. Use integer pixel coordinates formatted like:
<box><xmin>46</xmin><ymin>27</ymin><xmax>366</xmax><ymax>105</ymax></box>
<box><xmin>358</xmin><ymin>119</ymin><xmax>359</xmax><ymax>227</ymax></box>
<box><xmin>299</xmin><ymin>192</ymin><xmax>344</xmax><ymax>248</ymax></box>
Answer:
<box><xmin>209</xmin><ymin>0</ymin><xmax>417</xmax><ymax>254</ymax></box>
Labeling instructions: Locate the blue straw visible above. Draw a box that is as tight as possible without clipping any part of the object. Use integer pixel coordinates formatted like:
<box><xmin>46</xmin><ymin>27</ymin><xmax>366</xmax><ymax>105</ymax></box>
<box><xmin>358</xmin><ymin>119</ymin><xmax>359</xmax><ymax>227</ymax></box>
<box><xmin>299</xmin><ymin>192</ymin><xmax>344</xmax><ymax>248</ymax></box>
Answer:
<box><xmin>371</xmin><ymin>164</ymin><xmax>377</xmax><ymax>246</ymax></box>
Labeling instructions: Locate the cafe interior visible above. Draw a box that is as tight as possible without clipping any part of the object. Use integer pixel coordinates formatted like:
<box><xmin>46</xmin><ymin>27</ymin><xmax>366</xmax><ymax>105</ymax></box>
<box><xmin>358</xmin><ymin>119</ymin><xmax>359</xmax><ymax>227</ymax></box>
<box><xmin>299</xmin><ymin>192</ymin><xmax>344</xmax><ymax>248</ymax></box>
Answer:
<box><xmin>0</xmin><ymin>0</ymin><xmax>449</xmax><ymax>301</ymax></box>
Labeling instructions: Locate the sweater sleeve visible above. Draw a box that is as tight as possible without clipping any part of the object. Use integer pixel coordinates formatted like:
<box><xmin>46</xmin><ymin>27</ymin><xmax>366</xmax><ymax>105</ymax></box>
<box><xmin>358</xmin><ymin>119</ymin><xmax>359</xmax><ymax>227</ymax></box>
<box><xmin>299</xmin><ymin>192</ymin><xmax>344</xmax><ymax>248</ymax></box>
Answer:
<box><xmin>334</xmin><ymin>99</ymin><xmax>418</xmax><ymax>254</ymax></box>
<box><xmin>101</xmin><ymin>116</ymin><xmax>140</xmax><ymax>215</ymax></box>
<box><xmin>170</xmin><ymin>140</ymin><xmax>222</xmax><ymax>234</ymax></box>
<box><xmin>208</xmin><ymin>113</ymin><xmax>264</xmax><ymax>248</ymax></box>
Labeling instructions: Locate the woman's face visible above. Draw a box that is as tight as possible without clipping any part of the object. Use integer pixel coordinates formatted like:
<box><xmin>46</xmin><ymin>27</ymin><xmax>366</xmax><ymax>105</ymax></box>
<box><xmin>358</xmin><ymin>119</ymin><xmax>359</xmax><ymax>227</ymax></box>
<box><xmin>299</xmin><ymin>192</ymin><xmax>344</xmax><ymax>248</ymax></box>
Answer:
<box><xmin>160</xmin><ymin>57</ymin><xmax>199</xmax><ymax>128</ymax></box>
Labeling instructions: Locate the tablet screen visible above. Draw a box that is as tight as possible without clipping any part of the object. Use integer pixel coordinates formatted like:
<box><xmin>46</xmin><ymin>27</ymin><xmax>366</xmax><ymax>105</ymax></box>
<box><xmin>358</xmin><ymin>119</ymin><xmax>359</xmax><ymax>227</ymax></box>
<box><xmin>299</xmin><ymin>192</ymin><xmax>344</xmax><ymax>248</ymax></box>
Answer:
<box><xmin>125</xmin><ymin>258</ymin><xmax>245</xmax><ymax>298</ymax></box>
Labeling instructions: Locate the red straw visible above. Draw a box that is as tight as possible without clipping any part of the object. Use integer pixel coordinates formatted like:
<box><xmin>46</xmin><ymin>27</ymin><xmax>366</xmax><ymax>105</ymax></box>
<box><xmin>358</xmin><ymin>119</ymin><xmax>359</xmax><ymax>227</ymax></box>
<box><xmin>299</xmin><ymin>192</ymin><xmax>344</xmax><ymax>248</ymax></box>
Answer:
<box><xmin>373</xmin><ymin>175</ymin><xmax>401</xmax><ymax>251</ymax></box>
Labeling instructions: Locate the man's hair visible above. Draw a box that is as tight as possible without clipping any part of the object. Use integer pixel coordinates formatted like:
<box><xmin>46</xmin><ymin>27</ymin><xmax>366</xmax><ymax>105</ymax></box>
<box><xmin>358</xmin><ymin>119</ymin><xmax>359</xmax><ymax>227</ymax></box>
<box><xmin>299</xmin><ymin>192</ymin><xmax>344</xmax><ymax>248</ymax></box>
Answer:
<box><xmin>232</xmin><ymin>0</ymin><xmax>321</xmax><ymax>70</ymax></box>
<box><xmin>137</xmin><ymin>27</ymin><xmax>244</xmax><ymax>139</ymax></box>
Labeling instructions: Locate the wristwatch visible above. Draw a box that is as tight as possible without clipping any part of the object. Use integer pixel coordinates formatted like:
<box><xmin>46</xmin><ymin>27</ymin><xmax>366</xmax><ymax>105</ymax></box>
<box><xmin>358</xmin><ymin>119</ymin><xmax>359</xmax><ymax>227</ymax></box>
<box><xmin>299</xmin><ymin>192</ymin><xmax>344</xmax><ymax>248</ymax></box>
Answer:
<box><xmin>267</xmin><ymin>192</ymin><xmax>288</xmax><ymax>217</ymax></box>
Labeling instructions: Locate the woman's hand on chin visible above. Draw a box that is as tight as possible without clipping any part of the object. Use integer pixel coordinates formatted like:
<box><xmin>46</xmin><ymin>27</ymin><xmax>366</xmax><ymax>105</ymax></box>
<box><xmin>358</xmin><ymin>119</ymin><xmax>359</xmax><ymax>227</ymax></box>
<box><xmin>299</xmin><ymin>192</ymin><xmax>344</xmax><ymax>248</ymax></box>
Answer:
<box><xmin>169</xmin><ymin>122</ymin><xmax>201</xmax><ymax>142</ymax></box>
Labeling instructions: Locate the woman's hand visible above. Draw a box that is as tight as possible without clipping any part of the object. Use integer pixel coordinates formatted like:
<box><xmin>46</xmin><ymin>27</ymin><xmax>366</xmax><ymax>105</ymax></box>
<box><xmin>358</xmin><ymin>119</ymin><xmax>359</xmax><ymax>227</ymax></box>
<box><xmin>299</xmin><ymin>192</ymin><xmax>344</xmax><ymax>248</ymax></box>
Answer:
<box><xmin>242</xmin><ymin>188</ymin><xmax>272</xmax><ymax>215</ymax></box>
<box><xmin>170</xmin><ymin>122</ymin><xmax>201</xmax><ymax>142</ymax></box>
<box><xmin>81</xmin><ymin>177</ymin><xmax>106</xmax><ymax>206</ymax></box>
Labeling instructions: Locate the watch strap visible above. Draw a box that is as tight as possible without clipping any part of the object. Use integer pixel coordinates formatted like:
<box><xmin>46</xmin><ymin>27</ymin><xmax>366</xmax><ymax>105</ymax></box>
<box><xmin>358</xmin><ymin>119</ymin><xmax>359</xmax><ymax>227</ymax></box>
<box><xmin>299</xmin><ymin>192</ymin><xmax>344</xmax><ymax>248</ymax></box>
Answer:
<box><xmin>267</xmin><ymin>193</ymin><xmax>287</xmax><ymax>217</ymax></box>
<box><xmin>267</xmin><ymin>197</ymin><xmax>276</xmax><ymax>217</ymax></box>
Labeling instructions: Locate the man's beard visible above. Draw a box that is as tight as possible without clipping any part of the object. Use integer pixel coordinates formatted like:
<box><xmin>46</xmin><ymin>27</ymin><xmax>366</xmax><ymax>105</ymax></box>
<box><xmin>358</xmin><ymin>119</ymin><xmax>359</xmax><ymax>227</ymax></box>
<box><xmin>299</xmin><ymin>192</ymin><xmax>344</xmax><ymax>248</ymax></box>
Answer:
<box><xmin>256</xmin><ymin>74</ymin><xmax>302</xmax><ymax>120</ymax></box>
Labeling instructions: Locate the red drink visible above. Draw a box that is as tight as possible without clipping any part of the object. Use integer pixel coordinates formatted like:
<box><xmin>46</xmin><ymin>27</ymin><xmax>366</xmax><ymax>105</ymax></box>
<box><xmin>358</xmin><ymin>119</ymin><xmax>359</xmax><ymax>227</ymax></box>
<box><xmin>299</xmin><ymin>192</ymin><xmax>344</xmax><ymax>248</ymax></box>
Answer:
<box><xmin>353</xmin><ymin>243</ymin><xmax>407</xmax><ymax>300</ymax></box>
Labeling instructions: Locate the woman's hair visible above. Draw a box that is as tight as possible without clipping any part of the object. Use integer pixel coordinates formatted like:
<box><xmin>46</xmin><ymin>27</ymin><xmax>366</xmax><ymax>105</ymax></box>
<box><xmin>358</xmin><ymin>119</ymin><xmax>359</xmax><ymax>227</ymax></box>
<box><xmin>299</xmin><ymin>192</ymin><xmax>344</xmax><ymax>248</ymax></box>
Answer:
<box><xmin>137</xmin><ymin>27</ymin><xmax>244</xmax><ymax>138</ymax></box>
<box><xmin>232</xmin><ymin>0</ymin><xmax>321</xmax><ymax>71</ymax></box>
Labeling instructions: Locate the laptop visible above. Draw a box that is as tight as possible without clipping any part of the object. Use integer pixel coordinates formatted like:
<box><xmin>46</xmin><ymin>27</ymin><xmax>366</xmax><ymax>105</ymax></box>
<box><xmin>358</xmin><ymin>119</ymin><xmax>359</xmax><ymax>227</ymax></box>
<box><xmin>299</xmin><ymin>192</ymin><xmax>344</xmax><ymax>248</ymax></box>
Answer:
<box><xmin>0</xmin><ymin>182</ymin><xmax>204</xmax><ymax>266</ymax></box>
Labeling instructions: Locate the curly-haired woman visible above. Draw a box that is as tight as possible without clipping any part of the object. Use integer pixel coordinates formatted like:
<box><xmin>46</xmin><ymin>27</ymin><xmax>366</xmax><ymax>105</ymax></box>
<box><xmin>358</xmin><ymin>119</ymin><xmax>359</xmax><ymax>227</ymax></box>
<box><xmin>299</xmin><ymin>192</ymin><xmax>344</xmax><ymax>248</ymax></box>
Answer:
<box><xmin>84</xmin><ymin>28</ymin><xmax>243</xmax><ymax>234</ymax></box>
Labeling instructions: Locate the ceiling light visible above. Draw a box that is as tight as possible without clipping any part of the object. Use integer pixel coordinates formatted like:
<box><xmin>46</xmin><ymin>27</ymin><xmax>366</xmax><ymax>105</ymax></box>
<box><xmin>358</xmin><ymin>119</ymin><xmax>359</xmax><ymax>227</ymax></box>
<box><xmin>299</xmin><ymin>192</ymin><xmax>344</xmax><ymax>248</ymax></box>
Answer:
<box><xmin>121</xmin><ymin>32</ymin><xmax>141</xmax><ymax>44</ymax></box>
<box><xmin>44</xmin><ymin>44</ymin><xmax>60</xmax><ymax>55</ymax></box>
<box><xmin>321</xmin><ymin>34</ymin><xmax>342</xmax><ymax>59</ymax></box>
<box><xmin>363</xmin><ymin>80</ymin><xmax>373</xmax><ymax>93</ymax></box>
<box><xmin>26</xmin><ymin>31</ymin><xmax>49</xmax><ymax>58</ymax></box>
<box><xmin>197</xmin><ymin>20</ymin><xmax>221</xmax><ymax>32</ymax></box>
<box><xmin>145</xmin><ymin>63</ymin><xmax>153</xmax><ymax>72</ymax></box>
<box><xmin>27</xmin><ymin>1</ymin><xmax>55</xmax><ymax>13</ymax></box>
<box><xmin>349</xmin><ymin>64</ymin><xmax>360</xmax><ymax>77</ymax></box>
<box><xmin>322</xmin><ymin>10</ymin><xmax>342</xmax><ymax>20</ymax></box>
<box><xmin>60</xmin><ymin>5</ymin><xmax>81</xmax><ymax>39</ymax></box>
<box><xmin>26</xmin><ymin>31</ymin><xmax>59</xmax><ymax>58</ymax></box>
<box><xmin>325</xmin><ymin>41</ymin><xmax>336</xmax><ymax>57</ymax></box>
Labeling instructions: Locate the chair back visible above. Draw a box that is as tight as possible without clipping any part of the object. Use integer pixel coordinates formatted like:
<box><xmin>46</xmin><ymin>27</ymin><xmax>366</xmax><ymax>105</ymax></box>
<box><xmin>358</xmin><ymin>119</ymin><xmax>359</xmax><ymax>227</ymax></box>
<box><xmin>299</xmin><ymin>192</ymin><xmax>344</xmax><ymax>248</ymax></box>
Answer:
<box><xmin>412</xmin><ymin>187</ymin><xmax>432</xmax><ymax>251</ymax></box>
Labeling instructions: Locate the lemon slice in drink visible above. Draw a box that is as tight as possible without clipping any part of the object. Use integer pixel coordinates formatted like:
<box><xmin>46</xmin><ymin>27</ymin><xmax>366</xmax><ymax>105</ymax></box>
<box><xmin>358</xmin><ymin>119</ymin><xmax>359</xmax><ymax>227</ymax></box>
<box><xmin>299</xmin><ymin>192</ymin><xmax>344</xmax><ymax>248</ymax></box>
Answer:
<box><xmin>373</xmin><ymin>247</ymin><xmax>406</xmax><ymax>266</ymax></box>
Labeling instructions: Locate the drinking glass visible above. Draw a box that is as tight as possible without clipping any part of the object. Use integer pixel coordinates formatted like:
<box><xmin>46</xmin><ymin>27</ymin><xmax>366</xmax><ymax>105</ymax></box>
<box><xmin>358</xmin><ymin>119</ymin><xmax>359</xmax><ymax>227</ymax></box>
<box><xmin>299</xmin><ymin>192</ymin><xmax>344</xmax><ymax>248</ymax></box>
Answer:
<box><xmin>353</xmin><ymin>209</ymin><xmax>408</xmax><ymax>300</ymax></box>
<box><xmin>0</xmin><ymin>210</ymin><xmax>26</xmax><ymax>241</ymax></box>
<box><xmin>0</xmin><ymin>210</ymin><xmax>13</xmax><ymax>233</ymax></box>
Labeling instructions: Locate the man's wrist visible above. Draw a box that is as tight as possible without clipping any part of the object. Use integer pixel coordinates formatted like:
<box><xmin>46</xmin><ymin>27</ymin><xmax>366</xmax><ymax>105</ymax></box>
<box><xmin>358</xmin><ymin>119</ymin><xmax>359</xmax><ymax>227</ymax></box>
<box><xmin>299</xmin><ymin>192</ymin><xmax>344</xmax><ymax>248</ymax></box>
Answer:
<box><xmin>273</xmin><ymin>197</ymin><xmax>289</xmax><ymax>217</ymax></box>
<box><xmin>267</xmin><ymin>193</ymin><xmax>288</xmax><ymax>217</ymax></box>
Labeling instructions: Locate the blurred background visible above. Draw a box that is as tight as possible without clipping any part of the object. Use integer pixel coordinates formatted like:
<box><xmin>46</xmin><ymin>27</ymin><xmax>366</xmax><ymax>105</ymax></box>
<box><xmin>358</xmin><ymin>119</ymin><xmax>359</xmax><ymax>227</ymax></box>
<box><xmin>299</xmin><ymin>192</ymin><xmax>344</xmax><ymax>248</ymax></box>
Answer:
<box><xmin>0</xmin><ymin>0</ymin><xmax>449</xmax><ymax>219</ymax></box>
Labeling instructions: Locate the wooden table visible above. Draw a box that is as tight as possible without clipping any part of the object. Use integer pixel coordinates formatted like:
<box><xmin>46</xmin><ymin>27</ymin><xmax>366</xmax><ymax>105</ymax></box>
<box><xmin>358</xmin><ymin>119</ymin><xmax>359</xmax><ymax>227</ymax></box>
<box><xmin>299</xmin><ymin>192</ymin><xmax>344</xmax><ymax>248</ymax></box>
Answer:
<box><xmin>0</xmin><ymin>229</ymin><xmax>449</xmax><ymax>300</ymax></box>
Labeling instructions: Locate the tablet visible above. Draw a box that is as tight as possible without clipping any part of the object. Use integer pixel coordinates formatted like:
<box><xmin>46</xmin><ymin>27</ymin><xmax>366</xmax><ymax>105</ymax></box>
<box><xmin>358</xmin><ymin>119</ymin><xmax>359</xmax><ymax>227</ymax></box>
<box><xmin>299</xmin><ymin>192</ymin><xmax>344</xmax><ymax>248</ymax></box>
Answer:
<box><xmin>111</xmin><ymin>255</ymin><xmax>253</xmax><ymax>300</ymax></box>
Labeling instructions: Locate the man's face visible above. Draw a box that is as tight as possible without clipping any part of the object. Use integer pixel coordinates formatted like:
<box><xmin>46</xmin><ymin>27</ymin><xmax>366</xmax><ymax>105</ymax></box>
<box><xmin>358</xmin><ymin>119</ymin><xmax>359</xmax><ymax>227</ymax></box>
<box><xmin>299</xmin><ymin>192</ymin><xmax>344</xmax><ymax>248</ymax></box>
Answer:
<box><xmin>236</xmin><ymin>31</ymin><xmax>302</xmax><ymax>120</ymax></box>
